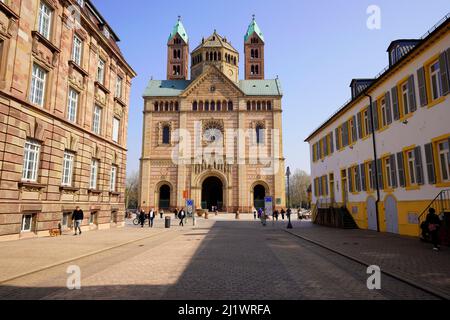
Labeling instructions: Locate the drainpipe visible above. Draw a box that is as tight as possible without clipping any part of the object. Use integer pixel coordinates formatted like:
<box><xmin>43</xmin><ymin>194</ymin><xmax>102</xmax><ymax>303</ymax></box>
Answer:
<box><xmin>365</xmin><ymin>93</ymin><xmax>380</xmax><ymax>232</ymax></box>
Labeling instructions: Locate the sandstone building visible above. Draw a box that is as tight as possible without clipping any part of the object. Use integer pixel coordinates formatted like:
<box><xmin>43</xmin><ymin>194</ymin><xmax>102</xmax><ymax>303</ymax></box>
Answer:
<box><xmin>0</xmin><ymin>0</ymin><xmax>136</xmax><ymax>241</ymax></box>
<box><xmin>140</xmin><ymin>17</ymin><xmax>286</xmax><ymax>213</ymax></box>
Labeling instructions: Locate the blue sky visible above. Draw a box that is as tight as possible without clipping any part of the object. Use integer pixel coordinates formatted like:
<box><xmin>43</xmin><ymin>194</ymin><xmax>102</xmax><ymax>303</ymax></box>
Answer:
<box><xmin>93</xmin><ymin>0</ymin><xmax>449</xmax><ymax>176</ymax></box>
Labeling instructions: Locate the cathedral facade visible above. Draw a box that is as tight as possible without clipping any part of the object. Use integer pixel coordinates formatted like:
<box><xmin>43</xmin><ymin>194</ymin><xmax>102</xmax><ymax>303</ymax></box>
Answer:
<box><xmin>139</xmin><ymin>17</ymin><xmax>286</xmax><ymax>213</ymax></box>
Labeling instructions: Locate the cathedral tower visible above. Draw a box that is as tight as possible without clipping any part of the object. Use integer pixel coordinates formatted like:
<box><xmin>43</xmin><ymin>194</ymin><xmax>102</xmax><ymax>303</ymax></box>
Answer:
<box><xmin>167</xmin><ymin>17</ymin><xmax>189</xmax><ymax>80</ymax></box>
<box><xmin>244</xmin><ymin>15</ymin><xmax>265</xmax><ymax>80</ymax></box>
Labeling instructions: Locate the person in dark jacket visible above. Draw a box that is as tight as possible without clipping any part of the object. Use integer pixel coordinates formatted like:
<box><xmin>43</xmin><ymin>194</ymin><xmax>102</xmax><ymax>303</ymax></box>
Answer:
<box><xmin>139</xmin><ymin>209</ymin><xmax>146</xmax><ymax>228</ymax></box>
<box><xmin>174</xmin><ymin>208</ymin><xmax>179</xmax><ymax>220</ymax></box>
<box><xmin>281</xmin><ymin>209</ymin><xmax>286</xmax><ymax>220</ymax></box>
<box><xmin>148</xmin><ymin>209</ymin><xmax>155</xmax><ymax>228</ymax></box>
<box><xmin>274</xmin><ymin>210</ymin><xmax>279</xmax><ymax>221</ymax></box>
<box><xmin>178</xmin><ymin>208</ymin><xmax>185</xmax><ymax>226</ymax></box>
<box><xmin>425</xmin><ymin>208</ymin><xmax>441</xmax><ymax>251</ymax></box>
<box><xmin>72</xmin><ymin>206</ymin><xmax>84</xmax><ymax>235</ymax></box>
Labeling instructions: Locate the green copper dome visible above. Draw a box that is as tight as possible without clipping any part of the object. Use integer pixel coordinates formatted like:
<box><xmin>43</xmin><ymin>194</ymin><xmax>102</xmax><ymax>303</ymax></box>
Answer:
<box><xmin>169</xmin><ymin>18</ymin><xmax>188</xmax><ymax>44</ymax></box>
<box><xmin>244</xmin><ymin>16</ymin><xmax>264</xmax><ymax>43</ymax></box>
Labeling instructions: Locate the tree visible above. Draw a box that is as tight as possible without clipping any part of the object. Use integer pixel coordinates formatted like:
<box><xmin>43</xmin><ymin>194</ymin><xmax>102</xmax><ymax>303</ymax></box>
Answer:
<box><xmin>289</xmin><ymin>169</ymin><xmax>311</xmax><ymax>208</ymax></box>
<box><xmin>125</xmin><ymin>171</ymin><xmax>139</xmax><ymax>210</ymax></box>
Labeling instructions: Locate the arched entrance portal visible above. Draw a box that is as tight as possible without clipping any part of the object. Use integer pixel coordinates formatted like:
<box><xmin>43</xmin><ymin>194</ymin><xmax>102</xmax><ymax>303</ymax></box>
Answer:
<box><xmin>253</xmin><ymin>184</ymin><xmax>266</xmax><ymax>210</ymax></box>
<box><xmin>159</xmin><ymin>185</ymin><xmax>170</xmax><ymax>209</ymax></box>
<box><xmin>201</xmin><ymin>176</ymin><xmax>223</xmax><ymax>211</ymax></box>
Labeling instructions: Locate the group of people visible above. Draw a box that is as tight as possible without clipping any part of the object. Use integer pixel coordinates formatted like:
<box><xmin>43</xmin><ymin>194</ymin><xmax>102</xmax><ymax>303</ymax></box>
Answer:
<box><xmin>137</xmin><ymin>208</ymin><xmax>165</xmax><ymax>228</ymax></box>
<box><xmin>253</xmin><ymin>207</ymin><xmax>292</xmax><ymax>226</ymax></box>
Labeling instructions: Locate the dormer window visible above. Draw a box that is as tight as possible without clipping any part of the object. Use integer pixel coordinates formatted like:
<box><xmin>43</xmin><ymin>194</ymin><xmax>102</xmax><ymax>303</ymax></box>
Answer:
<box><xmin>103</xmin><ymin>27</ymin><xmax>110</xmax><ymax>39</ymax></box>
<box><xmin>76</xmin><ymin>0</ymin><xmax>84</xmax><ymax>7</ymax></box>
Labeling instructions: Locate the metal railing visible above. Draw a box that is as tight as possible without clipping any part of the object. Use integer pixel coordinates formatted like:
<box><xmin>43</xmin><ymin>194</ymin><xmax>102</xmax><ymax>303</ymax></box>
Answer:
<box><xmin>418</xmin><ymin>189</ymin><xmax>450</xmax><ymax>226</ymax></box>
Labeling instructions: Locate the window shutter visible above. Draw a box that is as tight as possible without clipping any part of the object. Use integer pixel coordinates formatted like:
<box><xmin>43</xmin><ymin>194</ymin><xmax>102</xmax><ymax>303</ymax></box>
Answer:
<box><xmin>368</xmin><ymin>107</ymin><xmax>373</xmax><ymax>133</ymax></box>
<box><xmin>391</xmin><ymin>87</ymin><xmax>400</xmax><ymax>120</ymax></box>
<box><xmin>330</xmin><ymin>132</ymin><xmax>334</xmax><ymax>154</ymax></box>
<box><xmin>372</xmin><ymin>101</ymin><xmax>379</xmax><ymax>131</ymax></box>
<box><xmin>371</xmin><ymin>160</ymin><xmax>377</xmax><ymax>190</ymax></box>
<box><xmin>424</xmin><ymin>143</ymin><xmax>436</xmax><ymax>184</ymax></box>
<box><xmin>348</xmin><ymin>168</ymin><xmax>353</xmax><ymax>192</ymax></box>
<box><xmin>390</xmin><ymin>154</ymin><xmax>398</xmax><ymax>188</ymax></box>
<box><xmin>408</xmin><ymin>75</ymin><xmax>417</xmax><ymax>112</ymax></box>
<box><xmin>352</xmin><ymin>115</ymin><xmax>358</xmax><ymax>142</ymax></box>
<box><xmin>357</xmin><ymin>112</ymin><xmax>363</xmax><ymax>139</ymax></box>
<box><xmin>376</xmin><ymin>159</ymin><xmax>384</xmax><ymax>190</ymax></box>
<box><xmin>397</xmin><ymin>152</ymin><xmax>406</xmax><ymax>187</ymax></box>
<box><xmin>385</xmin><ymin>91</ymin><xmax>393</xmax><ymax>124</ymax></box>
<box><xmin>439</xmin><ymin>50</ymin><xmax>449</xmax><ymax>96</ymax></box>
<box><xmin>335</xmin><ymin>128</ymin><xmax>340</xmax><ymax>150</ymax></box>
<box><xmin>414</xmin><ymin>146</ymin><xmax>424</xmax><ymax>185</ymax></box>
<box><xmin>355</xmin><ymin>166</ymin><xmax>361</xmax><ymax>192</ymax></box>
<box><xmin>325</xmin><ymin>175</ymin><xmax>329</xmax><ymax>196</ymax></box>
<box><xmin>342</xmin><ymin>123</ymin><xmax>348</xmax><ymax>147</ymax></box>
<box><xmin>417</xmin><ymin>67</ymin><xmax>428</xmax><ymax>107</ymax></box>
<box><xmin>318</xmin><ymin>177</ymin><xmax>322</xmax><ymax>197</ymax></box>
<box><xmin>360</xmin><ymin>163</ymin><xmax>366</xmax><ymax>191</ymax></box>
<box><xmin>448</xmin><ymin>137</ymin><xmax>450</xmax><ymax>167</ymax></box>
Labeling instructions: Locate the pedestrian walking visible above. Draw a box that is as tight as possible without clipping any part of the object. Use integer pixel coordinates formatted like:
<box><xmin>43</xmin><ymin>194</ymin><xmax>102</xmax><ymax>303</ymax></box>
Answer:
<box><xmin>159</xmin><ymin>209</ymin><xmax>164</xmax><ymax>219</ymax></box>
<box><xmin>174</xmin><ymin>208</ymin><xmax>179</xmax><ymax>219</ymax></box>
<box><xmin>281</xmin><ymin>208</ymin><xmax>285</xmax><ymax>220</ymax></box>
<box><xmin>148</xmin><ymin>209</ymin><xmax>155</xmax><ymax>228</ymax></box>
<box><xmin>139</xmin><ymin>208</ymin><xmax>146</xmax><ymax>228</ymax></box>
<box><xmin>72</xmin><ymin>206</ymin><xmax>84</xmax><ymax>235</ymax></box>
<box><xmin>178</xmin><ymin>208</ymin><xmax>185</xmax><ymax>226</ymax></box>
<box><xmin>426</xmin><ymin>208</ymin><xmax>441</xmax><ymax>251</ymax></box>
<box><xmin>253</xmin><ymin>209</ymin><xmax>257</xmax><ymax>220</ymax></box>
<box><xmin>274</xmin><ymin>210</ymin><xmax>279</xmax><ymax>221</ymax></box>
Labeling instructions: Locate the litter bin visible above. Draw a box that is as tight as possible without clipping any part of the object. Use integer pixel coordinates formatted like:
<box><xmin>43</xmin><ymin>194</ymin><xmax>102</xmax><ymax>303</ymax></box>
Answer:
<box><xmin>165</xmin><ymin>216</ymin><xmax>171</xmax><ymax>228</ymax></box>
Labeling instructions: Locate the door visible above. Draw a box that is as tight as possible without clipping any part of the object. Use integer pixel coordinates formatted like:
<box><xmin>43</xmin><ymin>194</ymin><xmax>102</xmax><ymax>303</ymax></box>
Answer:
<box><xmin>367</xmin><ymin>197</ymin><xmax>377</xmax><ymax>231</ymax></box>
<box><xmin>384</xmin><ymin>195</ymin><xmax>399</xmax><ymax>234</ymax></box>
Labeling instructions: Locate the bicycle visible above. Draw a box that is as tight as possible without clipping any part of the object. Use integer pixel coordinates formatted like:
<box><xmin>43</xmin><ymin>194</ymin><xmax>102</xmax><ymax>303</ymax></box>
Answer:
<box><xmin>133</xmin><ymin>217</ymin><xmax>148</xmax><ymax>226</ymax></box>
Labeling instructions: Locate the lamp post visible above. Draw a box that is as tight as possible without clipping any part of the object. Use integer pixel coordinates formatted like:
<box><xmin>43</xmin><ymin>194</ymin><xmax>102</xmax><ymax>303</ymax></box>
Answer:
<box><xmin>286</xmin><ymin>166</ymin><xmax>293</xmax><ymax>229</ymax></box>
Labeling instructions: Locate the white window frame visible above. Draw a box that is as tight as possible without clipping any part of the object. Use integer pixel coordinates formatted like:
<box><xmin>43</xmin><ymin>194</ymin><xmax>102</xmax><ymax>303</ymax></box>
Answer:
<box><xmin>21</xmin><ymin>214</ymin><xmax>34</xmax><ymax>232</ymax></box>
<box><xmin>363</xmin><ymin>109</ymin><xmax>369</xmax><ymax>136</ymax></box>
<box><xmin>72</xmin><ymin>35</ymin><xmax>83</xmax><ymax>66</ymax></box>
<box><xmin>401</xmin><ymin>82</ymin><xmax>409</xmax><ymax>116</ymax></box>
<box><xmin>380</xmin><ymin>98</ymin><xmax>387</xmax><ymax>127</ymax></box>
<box><xmin>89</xmin><ymin>159</ymin><xmax>98</xmax><ymax>190</ymax></box>
<box><xmin>430</xmin><ymin>61</ymin><xmax>442</xmax><ymax>101</ymax></box>
<box><xmin>62</xmin><ymin>212</ymin><xmax>72</xmax><ymax>229</ymax></box>
<box><xmin>438</xmin><ymin>141</ymin><xmax>449</xmax><ymax>182</ymax></box>
<box><xmin>115</xmin><ymin>76</ymin><xmax>123</xmax><ymax>98</ymax></box>
<box><xmin>92</xmin><ymin>105</ymin><xmax>102</xmax><ymax>135</ymax></box>
<box><xmin>61</xmin><ymin>151</ymin><xmax>75</xmax><ymax>187</ymax></box>
<box><xmin>407</xmin><ymin>150</ymin><xmax>416</xmax><ymax>185</ymax></box>
<box><xmin>38</xmin><ymin>1</ymin><xmax>52</xmax><ymax>40</ymax></box>
<box><xmin>89</xmin><ymin>212</ymin><xmax>97</xmax><ymax>225</ymax></box>
<box><xmin>22</xmin><ymin>140</ymin><xmax>41</xmax><ymax>182</ymax></box>
<box><xmin>367</xmin><ymin>162</ymin><xmax>374</xmax><ymax>190</ymax></box>
<box><xmin>97</xmin><ymin>58</ymin><xmax>105</xmax><ymax>84</ymax></box>
<box><xmin>110</xmin><ymin>165</ymin><xmax>117</xmax><ymax>192</ymax></box>
<box><xmin>30</xmin><ymin>64</ymin><xmax>47</xmax><ymax>107</ymax></box>
<box><xmin>385</xmin><ymin>158</ymin><xmax>392</xmax><ymax>188</ymax></box>
<box><xmin>67</xmin><ymin>88</ymin><xmax>79</xmax><ymax>123</ymax></box>
<box><xmin>112</xmin><ymin>117</ymin><xmax>120</xmax><ymax>143</ymax></box>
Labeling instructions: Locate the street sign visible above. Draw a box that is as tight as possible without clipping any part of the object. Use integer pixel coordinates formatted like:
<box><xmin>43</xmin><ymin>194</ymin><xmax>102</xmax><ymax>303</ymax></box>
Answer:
<box><xmin>183</xmin><ymin>190</ymin><xmax>189</xmax><ymax>199</ymax></box>
<box><xmin>186</xmin><ymin>199</ymin><xmax>194</xmax><ymax>217</ymax></box>
<box><xmin>265</xmin><ymin>196</ymin><xmax>273</xmax><ymax>217</ymax></box>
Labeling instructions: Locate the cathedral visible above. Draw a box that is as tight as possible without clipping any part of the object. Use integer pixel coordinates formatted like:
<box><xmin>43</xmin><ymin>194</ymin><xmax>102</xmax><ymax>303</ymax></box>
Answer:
<box><xmin>139</xmin><ymin>17</ymin><xmax>286</xmax><ymax>213</ymax></box>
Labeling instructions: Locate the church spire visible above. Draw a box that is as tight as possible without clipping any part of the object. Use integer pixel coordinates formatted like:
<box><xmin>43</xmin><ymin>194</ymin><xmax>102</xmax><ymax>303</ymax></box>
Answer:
<box><xmin>244</xmin><ymin>15</ymin><xmax>265</xmax><ymax>80</ymax></box>
<box><xmin>168</xmin><ymin>16</ymin><xmax>189</xmax><ymax>44</ymax></box>
<box><xmin>167</xmin><ymin>16</ymin><xmax>189</xmax><ymax>80</ymax></box>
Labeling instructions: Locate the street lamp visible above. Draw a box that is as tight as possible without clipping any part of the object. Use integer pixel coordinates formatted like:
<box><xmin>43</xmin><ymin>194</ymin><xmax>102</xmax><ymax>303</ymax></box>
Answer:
<box><xmin>286</xmin><ymin>166</ymin><xmax>293</xmax><ymax>229</ymax></box>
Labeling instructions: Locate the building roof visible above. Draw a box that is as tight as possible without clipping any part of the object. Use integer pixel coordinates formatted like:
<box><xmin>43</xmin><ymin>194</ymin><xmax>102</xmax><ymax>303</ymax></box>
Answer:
<box><xmin>244</xmin><ymin>17</ymin><xmax>265</xmax><ymax>43</ymax></box>
<box><xmin>168</xmin><ymin>18</ymin><xmax>189</xmax><ymax>44</ymax></box>
<box><xmin>143</xmin><ymin>79</ymin><xmax>283</xmax><ymax>97</ymax></box>
<box><xmin>304</xmin><ymin>13</ymin><xmax>450</xmax><ymax>143</ymax></box>
<box><xmin>192</xmin><ymin>31</ymin><xmax>238</xmax><ymax>53</ymax></box>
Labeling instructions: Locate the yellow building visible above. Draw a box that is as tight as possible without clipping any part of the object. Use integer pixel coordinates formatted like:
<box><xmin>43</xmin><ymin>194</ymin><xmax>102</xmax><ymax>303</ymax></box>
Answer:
<box><xmin>305</xmin><ymin>15</ymin><xmax>450</xmax><ymax>238</ymax></box>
